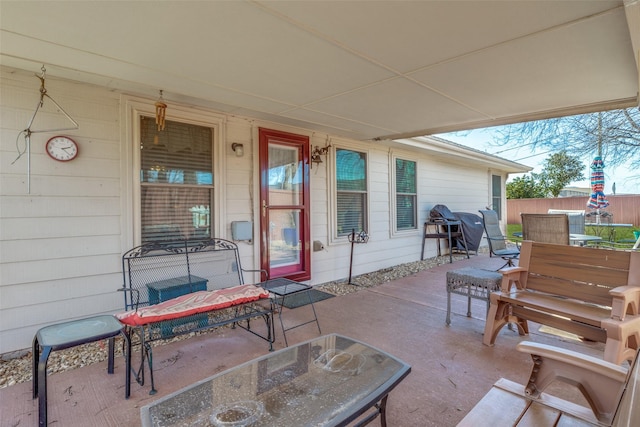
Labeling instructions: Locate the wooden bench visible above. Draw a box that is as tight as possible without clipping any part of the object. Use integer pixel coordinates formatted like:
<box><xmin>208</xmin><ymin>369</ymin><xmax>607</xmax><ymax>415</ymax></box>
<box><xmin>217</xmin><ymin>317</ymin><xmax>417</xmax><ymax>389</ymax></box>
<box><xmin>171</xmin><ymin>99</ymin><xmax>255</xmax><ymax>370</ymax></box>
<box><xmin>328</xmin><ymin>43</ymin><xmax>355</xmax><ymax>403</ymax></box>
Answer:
<box><xmin>459</xmin><ymin>341</ymin><xmax>638</xmax><ymax>426</ymax></box>
<box><xmin>483</xmin><ymin>241</ymin><xmax>640</xmax><ymax>365</ymax></box>
<box><xmin>115</xmin><ymin>239</ymin><xmax>275</xmax><ymax>394</ymax></box>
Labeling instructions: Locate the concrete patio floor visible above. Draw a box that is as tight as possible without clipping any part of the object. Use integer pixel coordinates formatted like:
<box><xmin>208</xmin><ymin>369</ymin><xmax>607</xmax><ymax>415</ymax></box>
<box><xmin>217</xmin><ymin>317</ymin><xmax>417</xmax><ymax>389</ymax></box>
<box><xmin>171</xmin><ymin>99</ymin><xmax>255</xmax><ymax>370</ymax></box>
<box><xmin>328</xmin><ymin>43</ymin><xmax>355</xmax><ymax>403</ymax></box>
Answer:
<box><xmin>0</xmin><ymin>252</ymin><xmax>607</xmax><ymax>426</ymax></box>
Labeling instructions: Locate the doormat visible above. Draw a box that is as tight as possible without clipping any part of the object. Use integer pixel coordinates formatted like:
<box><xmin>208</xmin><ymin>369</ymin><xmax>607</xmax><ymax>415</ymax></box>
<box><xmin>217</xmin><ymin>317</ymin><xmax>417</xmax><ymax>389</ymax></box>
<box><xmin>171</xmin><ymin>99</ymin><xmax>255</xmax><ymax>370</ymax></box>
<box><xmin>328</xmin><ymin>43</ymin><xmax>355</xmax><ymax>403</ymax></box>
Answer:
<box><xmin>277</xmin><ymin>289</ymin><xmax>335</xmax><ymax>309</ymax></box>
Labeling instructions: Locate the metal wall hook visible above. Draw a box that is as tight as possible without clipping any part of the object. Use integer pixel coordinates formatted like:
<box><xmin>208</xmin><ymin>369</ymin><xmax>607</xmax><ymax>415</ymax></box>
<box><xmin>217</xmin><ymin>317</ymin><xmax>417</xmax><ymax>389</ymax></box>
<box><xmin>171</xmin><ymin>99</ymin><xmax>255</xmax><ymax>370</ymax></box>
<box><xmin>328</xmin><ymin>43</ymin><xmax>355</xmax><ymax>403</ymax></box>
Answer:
<box><xmin>13</xmin><ymin>65</ymin><xmax>80</xmax><ymax>193</ymax></box>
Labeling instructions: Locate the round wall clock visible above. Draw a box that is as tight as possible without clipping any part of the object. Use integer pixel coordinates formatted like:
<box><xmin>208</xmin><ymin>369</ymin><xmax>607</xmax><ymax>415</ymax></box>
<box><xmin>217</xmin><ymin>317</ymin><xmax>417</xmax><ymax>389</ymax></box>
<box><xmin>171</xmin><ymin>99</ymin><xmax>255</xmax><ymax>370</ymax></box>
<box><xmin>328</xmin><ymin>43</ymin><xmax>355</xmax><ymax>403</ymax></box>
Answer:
<box><xmin>46</xmin><ymin>136</ymin><xmax>78</xmax><ymax>162</ymax></box>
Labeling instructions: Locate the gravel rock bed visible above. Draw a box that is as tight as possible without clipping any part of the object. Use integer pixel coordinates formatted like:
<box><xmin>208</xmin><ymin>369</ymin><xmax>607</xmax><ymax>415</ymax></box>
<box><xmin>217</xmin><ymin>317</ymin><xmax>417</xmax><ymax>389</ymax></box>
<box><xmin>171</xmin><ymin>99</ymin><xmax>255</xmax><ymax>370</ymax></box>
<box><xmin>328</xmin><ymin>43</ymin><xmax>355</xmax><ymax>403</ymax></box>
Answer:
<box><xmin>316</xmin><ymin>254</ymin><xmax>455</xmax><ymax>295</ymax></box>
<box><xmin>0</xmin><ymin>252</ymin><xmax>473</xmax><ymax>389</ymax></box>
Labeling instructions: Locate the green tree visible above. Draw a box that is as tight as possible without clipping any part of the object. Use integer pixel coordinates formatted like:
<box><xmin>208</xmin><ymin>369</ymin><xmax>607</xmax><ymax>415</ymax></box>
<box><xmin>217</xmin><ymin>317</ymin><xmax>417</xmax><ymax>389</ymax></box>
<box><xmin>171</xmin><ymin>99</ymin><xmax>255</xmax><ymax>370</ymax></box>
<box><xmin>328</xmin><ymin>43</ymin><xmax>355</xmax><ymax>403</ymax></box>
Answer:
<box><xmin>538</xmin><ymin>151</ymin><xmax>585</xmax><ymax>197</ymax></box>
<box><xmin>506</xmin><ymin>175</ymin><xmax>546</xmax><ymax>199</ymax></box>
<box><xmin>507</xmin><ymin>151</ymin><xmax>585</xmax><ymax>199</ymax></box>
<box><xmin>492</xmin><ymin>108</ymin><xmax>640</xmax><ymax>171</ymax></box>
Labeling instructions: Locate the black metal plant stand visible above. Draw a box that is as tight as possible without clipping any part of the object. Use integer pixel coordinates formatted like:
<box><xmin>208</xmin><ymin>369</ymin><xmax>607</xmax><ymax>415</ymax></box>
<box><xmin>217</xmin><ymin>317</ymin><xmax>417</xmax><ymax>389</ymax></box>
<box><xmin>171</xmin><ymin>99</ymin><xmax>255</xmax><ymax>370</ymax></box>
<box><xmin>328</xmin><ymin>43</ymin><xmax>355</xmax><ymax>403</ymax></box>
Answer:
<box><xmin>348</xmin><ymin>229</ymin><xmax>369</xmax><ymax>285</ymax></box>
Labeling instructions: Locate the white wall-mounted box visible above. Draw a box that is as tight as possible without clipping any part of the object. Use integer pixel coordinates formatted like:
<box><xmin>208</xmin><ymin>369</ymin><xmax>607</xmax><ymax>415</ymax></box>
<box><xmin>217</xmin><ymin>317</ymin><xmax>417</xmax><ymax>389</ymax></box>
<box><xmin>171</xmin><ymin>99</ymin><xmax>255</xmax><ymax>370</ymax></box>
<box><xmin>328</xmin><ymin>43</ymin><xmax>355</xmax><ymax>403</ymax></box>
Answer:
<box><xmin>231</xmin><ymin>221</ymin><xmax>253</xmax><ymax>241</ymax></box>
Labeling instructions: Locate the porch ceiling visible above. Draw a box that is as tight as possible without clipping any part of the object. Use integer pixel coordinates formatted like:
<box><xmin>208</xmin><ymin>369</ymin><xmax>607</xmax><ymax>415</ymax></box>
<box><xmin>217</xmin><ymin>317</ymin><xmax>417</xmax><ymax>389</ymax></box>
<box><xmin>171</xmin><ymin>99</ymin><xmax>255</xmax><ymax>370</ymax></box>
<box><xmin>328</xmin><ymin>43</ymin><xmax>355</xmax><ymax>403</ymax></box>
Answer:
<box><xmin>1</xmin><ymin>1</ymin><xmax>638</xmax><ymax>141</ymax></box>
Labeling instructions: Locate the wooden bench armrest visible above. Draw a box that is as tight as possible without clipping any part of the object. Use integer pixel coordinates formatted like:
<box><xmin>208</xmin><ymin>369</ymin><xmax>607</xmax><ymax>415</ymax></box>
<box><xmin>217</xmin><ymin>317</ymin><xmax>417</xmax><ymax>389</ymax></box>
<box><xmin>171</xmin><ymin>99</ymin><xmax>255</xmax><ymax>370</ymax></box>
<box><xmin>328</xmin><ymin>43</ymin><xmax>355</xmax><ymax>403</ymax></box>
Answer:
<box><xmin>516</xmin><ymin>341</ymin><xmax>627</xmax><ymax>424</ymax></box>
<box><xmin>499</xmin><ymin>266</ymin><xmax>526</xmax><ymax>292</ymax></box>
<box><xmin>609</xmin><ymin>286</ymin><xmax>640</xmax><ymax>320</ymax></box>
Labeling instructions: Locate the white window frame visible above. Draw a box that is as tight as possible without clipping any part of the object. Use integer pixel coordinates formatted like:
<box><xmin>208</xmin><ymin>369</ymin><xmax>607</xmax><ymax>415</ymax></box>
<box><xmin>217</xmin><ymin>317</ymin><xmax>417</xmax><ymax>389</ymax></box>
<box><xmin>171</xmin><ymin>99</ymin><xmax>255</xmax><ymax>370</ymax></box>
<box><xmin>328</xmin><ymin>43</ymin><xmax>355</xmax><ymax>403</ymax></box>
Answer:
<box><xmin>390</xmin><ymin>154</ymin><xmax>419</xmax><ymax>235</ymax></box>
<box><xmin>122</xmin><ymin>96</ymin><xmax>226</xmax><ymax>247</ymax></box>
<box><xmin>328</xmin><ymin>143</ymin><xmax>370</xmax><ymax>243</ymax></box>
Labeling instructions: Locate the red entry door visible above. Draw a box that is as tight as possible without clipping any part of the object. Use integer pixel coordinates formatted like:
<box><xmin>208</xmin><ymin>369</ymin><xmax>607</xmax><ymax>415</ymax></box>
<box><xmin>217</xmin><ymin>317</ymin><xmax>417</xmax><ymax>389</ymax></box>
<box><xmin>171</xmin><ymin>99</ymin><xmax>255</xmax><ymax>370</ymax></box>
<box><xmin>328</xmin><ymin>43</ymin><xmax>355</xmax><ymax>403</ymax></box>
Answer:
<box><xmin>258</xmin><ymin>128</ymin><xmax>311</xmax><ymax>281</ymax></box>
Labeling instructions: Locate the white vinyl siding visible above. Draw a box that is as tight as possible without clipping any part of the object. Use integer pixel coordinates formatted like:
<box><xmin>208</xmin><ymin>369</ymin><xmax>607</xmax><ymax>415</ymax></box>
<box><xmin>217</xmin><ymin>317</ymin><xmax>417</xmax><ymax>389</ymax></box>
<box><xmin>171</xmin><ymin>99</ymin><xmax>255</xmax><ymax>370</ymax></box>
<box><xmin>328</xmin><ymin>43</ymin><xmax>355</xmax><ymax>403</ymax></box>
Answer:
<box><xmin>0</xmin><ymin>69</ymin><xmax>123</xmax><ymax>353</ymax></box>
<box><xmin>0</xmin><ymin>66</ymin><xmax>517</xmax><ymax>354</ymax></box>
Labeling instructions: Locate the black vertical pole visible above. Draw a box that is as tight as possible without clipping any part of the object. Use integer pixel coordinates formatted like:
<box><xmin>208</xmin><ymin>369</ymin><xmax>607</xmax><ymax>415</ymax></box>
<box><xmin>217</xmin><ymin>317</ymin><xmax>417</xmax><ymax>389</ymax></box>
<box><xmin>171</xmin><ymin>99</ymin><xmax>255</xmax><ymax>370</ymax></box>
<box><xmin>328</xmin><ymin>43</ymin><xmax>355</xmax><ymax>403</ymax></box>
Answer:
<box><xmin>348</xmin><ymin>229</ymin><xmax>356</xmax><ymax>285</ymax></box>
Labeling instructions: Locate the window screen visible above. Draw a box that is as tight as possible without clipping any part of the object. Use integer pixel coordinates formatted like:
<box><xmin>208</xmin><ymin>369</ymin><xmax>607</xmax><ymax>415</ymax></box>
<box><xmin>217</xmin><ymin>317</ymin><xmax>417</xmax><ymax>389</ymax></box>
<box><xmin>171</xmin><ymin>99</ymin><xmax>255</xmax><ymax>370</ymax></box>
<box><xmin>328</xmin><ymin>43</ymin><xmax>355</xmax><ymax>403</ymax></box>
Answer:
<box><xmin>395</xmin><ymin>158</ymin><xmax>417</xmax><ymax>230</ymax></box>
<box><xmin>336</xmin><ymin>148</ymin><xmax>367</xmax><ymax>237</ymax></box>
<box><xmin>140</xmin><ymin>117</ymin><xmax>214</xmax><ymax>242</ymax></box>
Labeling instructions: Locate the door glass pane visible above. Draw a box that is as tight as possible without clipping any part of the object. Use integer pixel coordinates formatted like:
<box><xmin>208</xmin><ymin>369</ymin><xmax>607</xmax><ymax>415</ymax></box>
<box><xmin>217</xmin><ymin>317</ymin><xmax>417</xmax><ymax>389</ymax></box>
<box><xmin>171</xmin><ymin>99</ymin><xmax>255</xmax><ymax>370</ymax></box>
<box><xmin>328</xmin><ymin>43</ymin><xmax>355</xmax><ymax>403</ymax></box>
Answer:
<box><xmin>269</xmin><ymin>209</ymin><xmax>301</xmax><ymax>271</ymax></box>
<box><xmin>268</xmin><ymin>145</ymin><xmax>301</xmax><ymax>206</ymax></box>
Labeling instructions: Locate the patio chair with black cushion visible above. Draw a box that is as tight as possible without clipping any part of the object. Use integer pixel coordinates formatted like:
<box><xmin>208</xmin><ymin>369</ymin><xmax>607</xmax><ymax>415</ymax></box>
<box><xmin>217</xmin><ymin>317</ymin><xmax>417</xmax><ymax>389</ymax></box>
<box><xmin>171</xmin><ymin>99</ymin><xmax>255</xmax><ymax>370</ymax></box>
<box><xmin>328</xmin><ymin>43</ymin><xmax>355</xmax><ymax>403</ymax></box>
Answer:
<box><xmin>521</xmin><ymin>213</ymin><xmax>570</xmax><ymax>245</ymax></box>
<box><xmin>479</xmin><ymin>210</ymin><xmax>520</xmax><ymax>269</ymax></box>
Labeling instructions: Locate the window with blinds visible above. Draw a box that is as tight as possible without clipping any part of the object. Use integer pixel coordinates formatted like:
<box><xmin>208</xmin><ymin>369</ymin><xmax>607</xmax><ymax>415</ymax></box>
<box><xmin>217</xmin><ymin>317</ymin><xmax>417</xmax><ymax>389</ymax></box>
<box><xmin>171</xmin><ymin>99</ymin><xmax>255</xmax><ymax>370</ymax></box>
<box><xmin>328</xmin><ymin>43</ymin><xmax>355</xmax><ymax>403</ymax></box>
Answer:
<box><xmin>395</xmin><ymin>158</ymin><xmax>417</xmax><ymax>230</ymax></box>
<box><xmin>336</xmin><ymin>148</ymin><xmax>367</xmax><ymax>237</ymax></box>
<box><xmin>140</xmin><ymin>117</ymin><xmax>214</xmax><ymax>242</ymax></box>
<box><xmin>492</xmin><ymin>174</ymin><xmax>502</xmax><ymax>220</ymax></box>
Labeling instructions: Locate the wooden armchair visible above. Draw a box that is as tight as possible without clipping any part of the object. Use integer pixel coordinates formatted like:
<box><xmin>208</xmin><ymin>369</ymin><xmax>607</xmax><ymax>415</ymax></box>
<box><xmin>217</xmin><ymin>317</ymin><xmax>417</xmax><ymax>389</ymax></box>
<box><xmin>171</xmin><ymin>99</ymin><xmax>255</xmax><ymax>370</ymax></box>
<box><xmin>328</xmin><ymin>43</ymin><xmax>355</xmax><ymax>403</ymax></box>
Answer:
<box><xmin>459</xmin><ymin>341</ymin><xmax>639</xmax><ymax>426</ymax></box>
<box><xmin>521</xmin><ymin>213</ymin><xmax>570</xmax><ymax>245</ymax></box>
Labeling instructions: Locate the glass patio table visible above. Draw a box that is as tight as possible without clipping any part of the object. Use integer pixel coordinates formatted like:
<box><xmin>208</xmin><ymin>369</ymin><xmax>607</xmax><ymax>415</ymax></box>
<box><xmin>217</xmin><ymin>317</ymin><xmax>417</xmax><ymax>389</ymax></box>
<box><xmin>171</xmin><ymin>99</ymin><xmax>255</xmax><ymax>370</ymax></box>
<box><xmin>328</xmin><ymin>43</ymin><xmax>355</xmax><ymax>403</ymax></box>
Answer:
<box><xmin>512</xmin><ymin>232</ymin><xmax>603</xmax><ymax>246</ymax></box>
<box><xmin>585</xmin><ymin>222</ymin><xmax>634</xmax><ymax>242</ymax></box>
<box><xmin>141</xmin><ymin>334</ymin><xmax>411</xmax><ymax>427</ymax></box>
<box><xmin>569</xmin><ymin>233</ymin><xmax>603</xmax><ymax>246</ymax></box>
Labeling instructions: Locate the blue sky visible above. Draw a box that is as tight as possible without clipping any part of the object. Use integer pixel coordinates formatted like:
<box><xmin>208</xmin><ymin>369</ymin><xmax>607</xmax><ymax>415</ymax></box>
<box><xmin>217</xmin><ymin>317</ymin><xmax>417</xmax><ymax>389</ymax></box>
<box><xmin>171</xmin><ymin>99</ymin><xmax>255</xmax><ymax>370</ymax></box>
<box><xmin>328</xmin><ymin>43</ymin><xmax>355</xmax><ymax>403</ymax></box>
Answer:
<box><xmin>437</xmin><ymin>129</ymin><xmax>638</xmax><ymax>195</ymax></box>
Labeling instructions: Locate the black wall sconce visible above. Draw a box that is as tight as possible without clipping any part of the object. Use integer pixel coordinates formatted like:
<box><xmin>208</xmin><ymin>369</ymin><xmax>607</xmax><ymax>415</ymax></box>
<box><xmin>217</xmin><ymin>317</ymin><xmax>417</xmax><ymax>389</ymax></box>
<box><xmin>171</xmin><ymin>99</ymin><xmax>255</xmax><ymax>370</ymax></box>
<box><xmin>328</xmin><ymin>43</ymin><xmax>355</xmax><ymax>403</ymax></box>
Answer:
<box><xmin>231</xmin><ymin>143</ymin><xmax>244</xmax><ymax>157</ymax></box>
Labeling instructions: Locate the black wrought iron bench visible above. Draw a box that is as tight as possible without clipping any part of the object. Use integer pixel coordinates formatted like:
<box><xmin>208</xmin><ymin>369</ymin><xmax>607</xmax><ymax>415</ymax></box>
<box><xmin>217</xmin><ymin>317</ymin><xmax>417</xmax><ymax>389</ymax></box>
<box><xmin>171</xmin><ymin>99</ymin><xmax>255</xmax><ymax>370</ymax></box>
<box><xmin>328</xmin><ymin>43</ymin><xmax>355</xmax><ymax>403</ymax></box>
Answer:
<box><xmin>115</xmin><ymin>238</ymin><xmax>275</xmax><ymax>394</ymax></box>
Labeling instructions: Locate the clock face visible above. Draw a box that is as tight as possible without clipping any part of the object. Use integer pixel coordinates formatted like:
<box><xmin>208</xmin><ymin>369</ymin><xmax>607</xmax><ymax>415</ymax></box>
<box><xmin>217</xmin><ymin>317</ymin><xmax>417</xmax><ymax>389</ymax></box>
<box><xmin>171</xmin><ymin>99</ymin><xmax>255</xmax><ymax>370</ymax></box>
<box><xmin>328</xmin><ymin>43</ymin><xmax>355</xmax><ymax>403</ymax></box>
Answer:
<box><xmin>46</xmin><ymin>136</ymin><xmax>78</xmax><ymax>162</ymax></box>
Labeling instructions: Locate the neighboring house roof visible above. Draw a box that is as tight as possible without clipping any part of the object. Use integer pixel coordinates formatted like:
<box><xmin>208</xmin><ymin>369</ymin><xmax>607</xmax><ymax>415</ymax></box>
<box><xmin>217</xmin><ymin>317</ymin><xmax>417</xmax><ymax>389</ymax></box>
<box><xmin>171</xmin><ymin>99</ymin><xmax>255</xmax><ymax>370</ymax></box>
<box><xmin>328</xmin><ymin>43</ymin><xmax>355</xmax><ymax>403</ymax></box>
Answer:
<box><xmin>0</xmin><ymin>1</ymin><xmax>637</xmax><ymax>141</ymax></box>
<box><xmin>391</xmin><ymin>136</ymin><xmax>532</xmax><ymax>174</ymax></box>
<box><xmin>559</xmin><ymin>187</ymin><xmax>592</xmax><ymax>197</ymax></box>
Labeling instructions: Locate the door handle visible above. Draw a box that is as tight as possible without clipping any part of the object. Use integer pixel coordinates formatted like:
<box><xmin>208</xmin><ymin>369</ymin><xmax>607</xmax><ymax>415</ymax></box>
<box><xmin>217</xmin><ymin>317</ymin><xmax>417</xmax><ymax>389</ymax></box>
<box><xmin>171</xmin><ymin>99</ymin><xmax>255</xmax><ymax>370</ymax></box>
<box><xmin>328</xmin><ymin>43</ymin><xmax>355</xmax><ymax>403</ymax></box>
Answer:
<box><xmin>262</xmin><ymin>200</ymin><xmax>267</xmax><ymax>217</ymax></box>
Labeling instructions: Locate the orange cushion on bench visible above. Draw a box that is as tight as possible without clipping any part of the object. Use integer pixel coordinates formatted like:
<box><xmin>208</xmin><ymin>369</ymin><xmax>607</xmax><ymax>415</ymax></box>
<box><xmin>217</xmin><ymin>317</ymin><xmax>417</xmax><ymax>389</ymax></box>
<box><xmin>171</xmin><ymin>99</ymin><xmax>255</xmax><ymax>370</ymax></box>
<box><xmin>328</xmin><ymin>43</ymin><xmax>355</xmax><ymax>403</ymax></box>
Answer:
<box><xmin>115</xmin><ymin>284</ymin><xmax>269</xmax><ymax>326</ymax></box>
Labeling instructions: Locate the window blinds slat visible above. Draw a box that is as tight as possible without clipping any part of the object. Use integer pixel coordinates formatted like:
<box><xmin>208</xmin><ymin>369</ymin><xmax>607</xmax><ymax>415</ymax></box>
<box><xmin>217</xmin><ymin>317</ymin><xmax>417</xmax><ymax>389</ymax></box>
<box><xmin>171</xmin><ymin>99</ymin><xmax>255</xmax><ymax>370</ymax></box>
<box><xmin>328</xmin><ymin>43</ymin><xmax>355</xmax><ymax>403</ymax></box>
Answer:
<box><xmin>396</xmin><ymin>195</ymin><xmax>416</xmax><ymax>229</ymax></box>
<box><xmin>140</xmin><ymin>117</ymin><xmax>213</xmax><ymax>185</ymax></box>
<box><xmin>337</xmin><ymin>193</ymin><xmax>366</xmax><ymax>235</ymax></box>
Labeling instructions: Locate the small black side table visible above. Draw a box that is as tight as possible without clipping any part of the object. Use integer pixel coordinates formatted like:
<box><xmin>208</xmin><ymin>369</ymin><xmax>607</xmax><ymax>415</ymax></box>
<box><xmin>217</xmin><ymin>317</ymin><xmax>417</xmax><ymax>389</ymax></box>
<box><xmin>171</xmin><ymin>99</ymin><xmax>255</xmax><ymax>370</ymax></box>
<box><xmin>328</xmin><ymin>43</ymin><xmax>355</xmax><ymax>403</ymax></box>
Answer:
<box><xmin>421</xmin><ymin>219</ymin><xmax>470</xmax><ymax>263</ymax></box>
<box><xmin>260</xmin><ymin>278</ymin><xmax>321</xmax><ymax>346</ymax></box>
<box><xmin>32</xmin><ymin>315</ymin><xmax>131</xmax><ymax>427</ymax></box>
